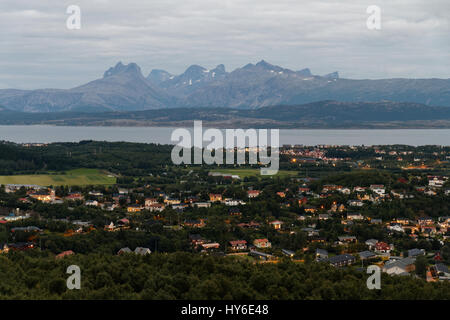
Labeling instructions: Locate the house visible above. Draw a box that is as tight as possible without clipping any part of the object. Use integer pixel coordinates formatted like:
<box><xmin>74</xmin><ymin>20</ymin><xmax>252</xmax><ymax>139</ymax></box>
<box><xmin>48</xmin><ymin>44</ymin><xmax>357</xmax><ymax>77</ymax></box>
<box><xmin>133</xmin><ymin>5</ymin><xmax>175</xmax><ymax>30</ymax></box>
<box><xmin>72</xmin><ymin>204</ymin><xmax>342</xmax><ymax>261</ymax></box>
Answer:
<box><xmin>117</xmin><ymin>247</ymin><xmax>135</xmax><ymax>255</ymax></box>
<box><xmin>322</xmin><ymin>184</ymin><xmax>342</xmax><ymax>193</ymax></box>
<box><xmin>229</xmin><ymin>240</ymin><xmax>247</xmax><ymax>251</ymax></box>
<box><xmin>209</xmin><ymin>193</ymin><xmax>223</xmax><ymax>202</ymax></box>
<box><xmin>315</xmin><ymin>248</ymin><xmax>328</xmax><ymax>261</ymax></box>
<box><xmin>388</xmin><ymin>224</ymin><xmax>404</xmax><ymax>233</ymax></box>
<box><xmin>338</xmin><ymin>236</ymin><xmax>357</xmax><ymax>243</ymax></box>
<box><xmin>237</xmin><ymin>221</ymin><xmax>260</xmax><ymax>229</ymax></box>
<box><xmin>193</xmin><ymin>202</ymin><xmax>211</xmax><ymax>209</ymax></box>
<box><xmin>56</xmin><ymin>250</ymin><xmax>74</xmax><ymax>259</ymax></box>
<box><xmin>134</xmin><ymin>247</ymin><xmax>151</xmax><ymax>255</ymax></box>
<box><xmin>303</xmin><ymin>205</ymin><xmax>317</xmax><ymax>214</ymax></box>
<box><xmin>338</xmin><ymin>187</ymin><xmax>351</xmax><ymax>195</ymax></box>
<box><xmin>371</xmin><ymin>218</ymin><xmax>382</xmax><ymax>224</ymax></box>
<box><xmin>421</xmin><ymin>226</ymin><xmax>436</xmax><ymax>236</ymax></box>
<box><xmin>353</xmin><ymin>186</ymin><xmax>367</xmax><ymax>193</ymax></box>
<box><xmin>253</xmin><ymin>238</ymin><xmax>271</xmax><ymax>248</ymax></box>
<box><xmin>247</xmin><ymin>190</ymin><xmax>261</xmax><ymax>198</ymax></box>
<box><xmin>5</xmin><ymin>184</ymin><xmax>44</xmax><ymax>193</ymax></box>
<box><xmin>29</xmin><ymin>189</ymin><xmax>55</xmax><ymax>203</ymax></box>
<box><xmin>433</xmin><ymin>263</ymin><xmax>450</xmax><ymax>281</ymax></box>
<box><xmin>65</xmin><ymin>193</ymin><xmax>84</xmax><ymax>201</ymax></box>
<box><xmin>348</xmin><ymin>200</ymin><xmax>364</xmax><ymax>207</ymax></box>
<box><xmin>225</xmin><ymin>199</ymin><xmax>245</xmax><ymax>206</ymax></box>
<box><xmin>88</xmin><ymin>191</ymin><xmax>104</xmax><ymax>197</ymax></box>
<box><xmin>117</xmin><ymin>218</ymin><xmax>130</xmax><ymax>228</ymax></box>
<box><xmin>347</xmin><ymin>213</ymin><xmax>364</xmax><ymax>220</ymax></box>
<box><xmin>11</xmin><ymin>226</ymin><xmax>42</xmax><ymax>233</ymax></box>
<box><xmin>148</xmin><ymin>203</ymin><xmax>165</xmax><ymax>212</ymax></box>
<box><xmin>249</xmin><ymin>250</ymin><xmax>274</xmax><ymax>261</ymax></box>
<box><xmin>189</xmin><ymin>234</ymin><xmax>205</xmax><ymax>247</ymax></box>
<box><xmin>418</xmin><ymin>217</ymin><xmax>433</xmax><ymax>226</ymax></box>
<box><xmin>302</xmin><ymin>227</ymin><xmax>319</xmax><ymax>237</ymax></box>
<box><xmin>173</xmin><ymin>203</ymin><xmax>188</xmax><ymax>211</ymax></box>
<box><xmin>365</xmin><ymin>239</ymin><xmax>378</xmax><ymax>250</ymax></box>
<box><xmin>297</xmin><ymin>197</ymin><xmax>308</xmax><ymax>206</ymax></box>
<box><xmin>383</xmin><ymin>257</ymin><xmax>416</xmax><ymax>275</ymax></box>
<box><xmin>184</xmin><ymin>219</ymin><xmax>206</xmax><ymax>228</ymax></box>
<box><xmin>229</xmin><ymin>207</ymin><xmax>242</xmax><ymax>216</ymax></box>
<box><xmin>408</xmin><ymin>248</ymin><xmax>426</xmax><ymax>257</ymax></box>
<box><xmin>104</xmin><ymin>222</ymin><xmax>118</xmax><ymax>232</ymax></box>
<box><xmin>103</xmin><ymin>203</ymin><xmax>117</xmax><ymax>211</ymax></box>
<box><xmin>276</xmin><ymin>192</ymin><xmax>286</xmax><ymax>198</ymax></box>
<box><xmin>85</xmin><ymin>200</ymin><xmax>99</xmax><ymax>207</ymax></box>
<box><xmin>326</xmin><ymin>254</ymin><xmax>356</xmax><ymax>267</ymax></box>
<box><xmin>201</xmin><ymin>242</ymin><xmax>220</xmax><ymax>250</ymax></box>
<box><xmin>394</xmin><ymin>218</ymin><xmax>410</xmax><ymax>225</ymax></box>
<box><xmin>370</xmin><ymin>185</ymin><xmax>386</xmax><ymax>196</ymax></box>
<box><xmin>318</xmin><ymin>214</ymin><xmax>330</xmax><ymax>220</ymax></box>
<box><xmin>298</xmin><ymin>187</ymin><xmax>310</xmax><ymax>194</ymax></box>
<box><xmin>145</xmin><ymin>198</ymin><xmax>158</xmax><ymax>208</ymax></box>
<box><xmin>428</xmin><ymin>176</ymin><xmax>447</xmax><ymax>188</ymax></box>
<box><xmin>282</xmin><ymin>249</ymin><xmax>295</xmax><ymax>258</ymax></box>
<box><xmin>127</xmin><ymin>204</ymin><xmax>143</xmax><ymax>213</ymax></box>
<box><xmin>359</xmin><ymin>251</ymin><xmax>377</xmax><ymax>260</ymax></box>
<box><xmin>269</xmin><ymin>220</ymin><xmax>283</xmax><ymax>230</ymax></box>
<box><xmin>0</xmin><ymin>243</ymin><xmax>9</xmax><ymax>254</ymax></box>
<box><xmin>375</xmin><ymin>242</ymin><xmax>391</xmax><ymax>254</ymax></box>
<box><xmin>164</xmin><ymin>198</ymin><xmax>181</xmax><ymax>205</ymax></box>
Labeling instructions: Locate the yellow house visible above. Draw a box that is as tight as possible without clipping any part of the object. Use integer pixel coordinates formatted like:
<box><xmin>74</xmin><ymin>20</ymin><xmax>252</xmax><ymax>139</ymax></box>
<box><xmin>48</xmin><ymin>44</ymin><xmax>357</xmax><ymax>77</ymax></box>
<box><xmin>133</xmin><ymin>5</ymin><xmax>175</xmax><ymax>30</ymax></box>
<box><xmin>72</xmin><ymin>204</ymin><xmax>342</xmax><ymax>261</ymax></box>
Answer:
<box><xmin>209</xmin><ymin>193</ymin><xmax>223</xmax><ymax>202</ymax></box>
<box><xmin>127</xmin><ymin>205</ymin><xmax>143</xmax><ymax>213</ymax></box>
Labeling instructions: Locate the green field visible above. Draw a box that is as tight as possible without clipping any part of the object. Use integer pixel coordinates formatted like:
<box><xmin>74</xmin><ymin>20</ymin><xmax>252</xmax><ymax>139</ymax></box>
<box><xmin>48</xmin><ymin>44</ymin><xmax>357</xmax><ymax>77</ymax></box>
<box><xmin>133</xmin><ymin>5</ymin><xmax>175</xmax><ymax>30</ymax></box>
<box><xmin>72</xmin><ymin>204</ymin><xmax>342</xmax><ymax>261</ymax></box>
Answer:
<box><xmin>0</xmin><ymin>169</ymin><xmax>116</xmax><ymax>186</ymax></box>
<box><xmin>209</xmin><ymin>168</ymin><xmax>299</xmax><ymax>178</ymax></box>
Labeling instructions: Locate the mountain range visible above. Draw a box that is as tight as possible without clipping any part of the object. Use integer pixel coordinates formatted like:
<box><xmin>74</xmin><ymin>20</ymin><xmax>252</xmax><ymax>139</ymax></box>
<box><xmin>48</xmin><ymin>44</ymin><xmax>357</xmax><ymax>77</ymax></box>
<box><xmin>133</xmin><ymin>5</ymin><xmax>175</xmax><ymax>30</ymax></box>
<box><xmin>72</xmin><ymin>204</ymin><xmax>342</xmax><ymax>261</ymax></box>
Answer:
<box><xmin>1</xmin><ymin>100</ymin><xmax>449</xmax><ymax>129</ymax></box>
<box><xmin>0</xmin><ymin>61</ymin><xmax>449</xmax><ymax>112</ymax></box>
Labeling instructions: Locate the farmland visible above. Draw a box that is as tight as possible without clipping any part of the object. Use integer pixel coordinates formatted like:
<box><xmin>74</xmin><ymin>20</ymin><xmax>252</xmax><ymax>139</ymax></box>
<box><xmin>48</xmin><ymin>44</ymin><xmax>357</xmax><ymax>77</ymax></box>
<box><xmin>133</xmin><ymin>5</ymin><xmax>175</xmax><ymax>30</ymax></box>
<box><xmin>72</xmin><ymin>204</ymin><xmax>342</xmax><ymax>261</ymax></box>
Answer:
<box><xmin>0</xmin><ymin>169</ymin><xmax>116</xmax><ymax>186</ymax></box>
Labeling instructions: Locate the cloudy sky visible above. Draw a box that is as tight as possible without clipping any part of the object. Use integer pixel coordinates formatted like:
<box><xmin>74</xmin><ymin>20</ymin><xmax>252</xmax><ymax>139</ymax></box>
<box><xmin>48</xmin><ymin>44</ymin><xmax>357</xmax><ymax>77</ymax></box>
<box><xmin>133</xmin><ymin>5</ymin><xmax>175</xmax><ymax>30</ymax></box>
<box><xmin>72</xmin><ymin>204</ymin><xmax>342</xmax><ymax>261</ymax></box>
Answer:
<box><xmin>0</xmin><ymin>0</ymin><xmax>449</xmax><ymax>89</ymax></box>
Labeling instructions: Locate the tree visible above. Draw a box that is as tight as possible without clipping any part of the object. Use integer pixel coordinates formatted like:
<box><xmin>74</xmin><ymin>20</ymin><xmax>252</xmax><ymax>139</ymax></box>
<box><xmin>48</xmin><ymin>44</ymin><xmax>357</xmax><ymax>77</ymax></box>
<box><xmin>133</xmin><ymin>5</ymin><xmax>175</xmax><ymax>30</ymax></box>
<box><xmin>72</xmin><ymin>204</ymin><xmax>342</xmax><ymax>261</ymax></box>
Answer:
<box><xmin>415</xmin><ymin>256</ymin><xmax>428</xmax><ymax>278</ymax></box>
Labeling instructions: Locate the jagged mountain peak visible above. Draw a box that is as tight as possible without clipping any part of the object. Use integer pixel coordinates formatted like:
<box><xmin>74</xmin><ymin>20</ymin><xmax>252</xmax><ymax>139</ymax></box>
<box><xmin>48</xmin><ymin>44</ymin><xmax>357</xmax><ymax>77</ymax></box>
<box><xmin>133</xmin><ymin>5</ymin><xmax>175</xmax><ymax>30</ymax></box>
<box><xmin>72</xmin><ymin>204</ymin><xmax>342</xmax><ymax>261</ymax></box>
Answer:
<box><xmin>297</xmin><ymin>68</ymin><xmax>312</xmax><ymax>77</ymax></box>
<box><xmin>103</xmin><ymin>62</ymin><xmax>142</xmax><ymax>78</ymax></box>
<box><xmin>184</xmin><ymin>64</ymin><xmax>207</xmax><ymax>75</ymax></box>
<box><xmin>212</xmin><ymin>64</ymin><xmax>226</xmax><ymax>74</ymax></box>
<box><xmin>323</xmin><ymin>71</ymin><xmax>339</xmax><ymax>80</ymax></box>
<box><xmin>1</xmin><ymin>61</ymin><xmax>449</xmax><ymax>113</ymax></box>
<box><xmin>147</xmin><ymin>69</ymin><xmax>173</xmax><ymax>84</ymax></box>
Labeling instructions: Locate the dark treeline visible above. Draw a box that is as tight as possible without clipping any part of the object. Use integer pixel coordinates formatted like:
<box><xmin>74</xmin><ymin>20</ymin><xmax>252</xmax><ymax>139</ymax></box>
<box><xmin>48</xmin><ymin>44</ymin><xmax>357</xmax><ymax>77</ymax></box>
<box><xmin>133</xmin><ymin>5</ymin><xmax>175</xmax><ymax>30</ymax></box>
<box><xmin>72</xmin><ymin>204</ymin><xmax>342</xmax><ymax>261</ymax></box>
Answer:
<box><xmin>1</xmin><ymin>251</ymin><xmax>450</xmax><ymax>300</ymax></box>
<box><xmin>0</xmin><ymin>141</ymin><xmax>172</xmax><ymax>176</ymax></box>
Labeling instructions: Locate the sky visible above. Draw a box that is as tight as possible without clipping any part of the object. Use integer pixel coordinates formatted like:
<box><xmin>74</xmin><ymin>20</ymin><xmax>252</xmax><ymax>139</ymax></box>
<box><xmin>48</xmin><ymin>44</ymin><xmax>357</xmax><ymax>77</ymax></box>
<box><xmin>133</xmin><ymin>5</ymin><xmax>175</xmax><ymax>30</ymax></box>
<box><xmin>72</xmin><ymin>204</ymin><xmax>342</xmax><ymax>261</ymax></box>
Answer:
<box><xmin>0</xmin><ymin>0</ymin><xmax>449</xmax><ymax>89</ymax></box>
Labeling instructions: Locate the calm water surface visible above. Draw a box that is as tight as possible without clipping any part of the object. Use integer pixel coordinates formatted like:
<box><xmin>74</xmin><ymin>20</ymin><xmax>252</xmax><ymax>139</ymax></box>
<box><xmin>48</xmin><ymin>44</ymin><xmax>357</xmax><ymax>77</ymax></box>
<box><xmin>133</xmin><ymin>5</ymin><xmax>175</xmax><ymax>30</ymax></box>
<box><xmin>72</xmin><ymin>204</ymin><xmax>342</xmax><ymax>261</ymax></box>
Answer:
<box><xmin>0</xmin><ymin>126</ymin><xmax>449</xmax><ymax>146</ymax></box>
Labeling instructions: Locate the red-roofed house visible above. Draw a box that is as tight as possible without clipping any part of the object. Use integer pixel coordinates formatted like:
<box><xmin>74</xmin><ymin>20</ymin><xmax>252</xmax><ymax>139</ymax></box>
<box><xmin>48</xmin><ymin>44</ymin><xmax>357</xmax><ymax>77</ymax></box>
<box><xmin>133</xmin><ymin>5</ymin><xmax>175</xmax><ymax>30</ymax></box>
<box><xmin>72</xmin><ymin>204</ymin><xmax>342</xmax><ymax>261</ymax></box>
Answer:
<box><xmin>247</xmin><ymin>190</ymin><xmax>261</xmax><ymax>198</ymax></box>
<box><xmin>269</xmin><ymin>220</ymin><xmax>284</xmax><ymax>230</ymax></box>
<box><xmin>253</xmin><ymin>238</ymin><xmax>271</xmax><ymax>248</ymax></box>
<box><xmin>229</xmin><ymin>240</ymin><xmax>247</xmax><ymax>251</ymax></box>
<box><xmin>375</xmin><ymin>242</ymin><xmax>391</xmax><ymax>254</ymax></box>
<box><xmin>56</xmin><ymin>250</ymin><xmax>74</xmax><ymax>259</ymax></box>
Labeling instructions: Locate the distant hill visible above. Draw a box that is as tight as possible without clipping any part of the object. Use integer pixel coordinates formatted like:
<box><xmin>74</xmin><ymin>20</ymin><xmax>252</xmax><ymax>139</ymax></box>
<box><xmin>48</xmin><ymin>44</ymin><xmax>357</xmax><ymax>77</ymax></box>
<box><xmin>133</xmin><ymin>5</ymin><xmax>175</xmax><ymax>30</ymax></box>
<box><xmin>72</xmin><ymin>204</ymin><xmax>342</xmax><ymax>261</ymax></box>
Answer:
<box><xmin>0</xmin><ymin>61</ymin><xmax>449</xmax><ymax>112</ymax></box>
<box><xmin>1</xmin><ymin>101</ymin><xmax>449</xmax><ymax>128</ymax></box>
<box><xmin>0</xmin><ymin>62</ymin><xmax>177</xmax><ymax>113</ymax></box>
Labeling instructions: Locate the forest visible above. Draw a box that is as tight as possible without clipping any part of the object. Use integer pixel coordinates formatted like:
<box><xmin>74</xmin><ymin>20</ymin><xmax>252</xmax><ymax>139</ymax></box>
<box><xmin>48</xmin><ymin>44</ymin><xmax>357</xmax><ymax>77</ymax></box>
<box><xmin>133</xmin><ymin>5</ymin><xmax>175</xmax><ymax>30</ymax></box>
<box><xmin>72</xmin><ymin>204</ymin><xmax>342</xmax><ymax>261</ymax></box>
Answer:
<box><xmin>1</xmin><ymin>251</ymin><xmax>450</xmax><ymax>300</ymax></box>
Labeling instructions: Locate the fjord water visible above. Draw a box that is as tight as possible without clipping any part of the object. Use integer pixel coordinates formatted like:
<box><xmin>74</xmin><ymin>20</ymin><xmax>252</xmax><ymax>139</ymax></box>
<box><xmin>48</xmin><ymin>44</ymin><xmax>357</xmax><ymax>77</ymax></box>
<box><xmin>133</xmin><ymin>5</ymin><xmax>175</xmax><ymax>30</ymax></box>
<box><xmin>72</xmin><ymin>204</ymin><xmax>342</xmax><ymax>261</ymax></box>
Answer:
<box><xmin>0</xmin><ymin>125</ymin><xmax>449</xmax><ymax>146</ymax></box>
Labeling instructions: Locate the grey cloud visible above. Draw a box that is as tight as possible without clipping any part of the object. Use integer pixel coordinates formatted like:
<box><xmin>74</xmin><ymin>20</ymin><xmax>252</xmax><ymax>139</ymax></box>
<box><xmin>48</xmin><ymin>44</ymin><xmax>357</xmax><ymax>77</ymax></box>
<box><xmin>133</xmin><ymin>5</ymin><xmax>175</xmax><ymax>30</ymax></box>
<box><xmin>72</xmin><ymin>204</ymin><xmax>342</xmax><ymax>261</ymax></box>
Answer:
<box><xmin>0</xmin><ymin>0</ymin><xmax>448</xmax><ymax>89</ymax></box>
